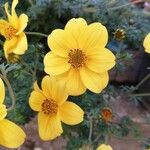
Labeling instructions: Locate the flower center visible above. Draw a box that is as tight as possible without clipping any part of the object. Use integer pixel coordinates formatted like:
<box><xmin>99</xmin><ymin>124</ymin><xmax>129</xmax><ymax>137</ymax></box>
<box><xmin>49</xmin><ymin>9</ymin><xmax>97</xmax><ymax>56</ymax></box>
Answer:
<box><xmin>7</xmin><ymin>53</ymin><xmax>20</xmax><ymax>63</ymax></box>
<box><xmin>68</xmin><ymin>49</ymin><xmax>87</xmax><ymax>68</ymax></box>
<box><xmin>5</xmin><ymin>25</ymin><xmax>17</xmax><ymax>40</ymax></box>
<box><xmin>41</xmin><ymin>99</ymin><xmax>58</xmax><ymax>115</ymax></box>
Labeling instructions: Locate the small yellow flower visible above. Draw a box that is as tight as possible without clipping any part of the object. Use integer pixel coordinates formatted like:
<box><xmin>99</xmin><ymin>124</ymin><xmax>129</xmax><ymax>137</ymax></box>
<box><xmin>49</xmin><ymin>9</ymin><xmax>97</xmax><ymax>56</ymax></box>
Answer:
<box><xmin>114</xmin><ymin>29</ymin><xmax>125</xmax><ymax>41</ymax></box>
<box><xmin>143</xmin><ymin>33</ymin><xmax>150</xmax><ymax>53</ymax></box>
<box><xmin>97</xmin><ymin>144</ymin><xmax>113</xmax><ymax>150</ymax></box>
<box><xmin>0</xmin><ymin>78</ymin><xmax>26</xmax><ymax>148</ymax></box>
<box><xmin>29</xmin><ymin>75</ymin><xmax>84</xmax><ymax>140</ymax></box>
<box><xmin>44</xmin><ymin>18</ymin><xmax>115</xmax><ymax>96</ymax></box>
<box><xmin>0</xmin><ymin>0</ymin><xmax>28</xmax><ymax>61</ymax></box>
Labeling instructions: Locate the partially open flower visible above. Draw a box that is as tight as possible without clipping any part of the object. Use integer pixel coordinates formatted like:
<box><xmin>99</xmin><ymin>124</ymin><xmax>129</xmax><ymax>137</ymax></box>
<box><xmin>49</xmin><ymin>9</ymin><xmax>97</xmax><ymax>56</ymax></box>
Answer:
<box><xmin>0</xmin><ymin>78</ymin><xmax>26</xmax><ymax>148</ymax></box>
<box><xmin>114</xmin><ymin>29</ymin><xmax>125</xmax><ymax>41</ymax></box>
<box><xmin>0</xmin><ymin>0</ymin><xmax>28</xmax><ymax>62</ymax></box>
<box><xmin>29</xmin><ymin>75</ymin><xmax>84</xmax><ymax>140</ymax></box>
<box><xmin>100</xmin><ymin>107</ymin><xmax>113</xmax><ymax>122</ymax></box>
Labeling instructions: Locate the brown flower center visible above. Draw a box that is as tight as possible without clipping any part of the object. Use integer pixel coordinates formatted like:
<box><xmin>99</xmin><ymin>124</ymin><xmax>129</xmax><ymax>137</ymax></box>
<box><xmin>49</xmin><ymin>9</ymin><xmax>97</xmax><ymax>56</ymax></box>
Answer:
<box><xmin>68</xmin><ymin>49</ymin><xmax>87</xmax><ymax>69</ymax></box>
<box><xmin>101</xmin><ymin>107</ymin><xmax>112</xmax><ymax>122</ymax></box>
<box><xmin>5</xmin><ymin>25</ymin><xmax>17</xmax><ymax>40</ymax></box>
<box><xmin>41</xmin><ymin>99</ymin><xmax>58</xmax><ymax>115</ymax></box>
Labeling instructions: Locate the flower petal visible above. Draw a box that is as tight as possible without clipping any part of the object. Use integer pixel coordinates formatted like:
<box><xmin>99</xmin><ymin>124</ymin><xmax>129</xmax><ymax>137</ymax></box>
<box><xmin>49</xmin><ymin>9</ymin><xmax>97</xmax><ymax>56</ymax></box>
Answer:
<box><xmin>5</xmin><ymin>2</ymin><xmax>19</xmax><ymax>29</ymax></box>
<box><xmin>12</xmin><ymin>32</ymin><xmax>28</xmax><ymax>54</ymax></box>
<box><xmin>44</xmin><ymin>52</ymin><xmax>70</xmax><ymax>75</ymax></box>
<box><xmin>0</xmin><ymin>119</ymin><xmax>26</xmax><ymax>148</ymax></box>
<box><xmin>41</xmin><ymin>75</ymin><xmax>68</xmax><ymax>106</ymax></box>
<box><xmin>97</xmin><ymin>144</ymin><xmax>113</xmax><ymax>150</ymax></box>
<box><xmin>0</xmin><ymin>104</ymin><xmax>7</xmax><ymax>120</ymax></box>
<box><xmin>59</xmin><ymin>101</ymin><xmax>84</xmax><ymax>125</ymax></box>
<box><xmin>80</xmin><ymin>67</ymin><xmax>109</xmax><ymax>93</ymax></box>
<box><xmin>65</xmin><ymin>18</ymin><xmax>87</xmax><ymax>48</ymax></box>
<box><xmin>4</xmin><ymin>32</ymin><xmax>27</xmax><ymax>58</ymax></box>
<box><xmin>48</xmin><ymin>29</ymin><xmax>70</xmax><ymax>57</ymax></box>
<box><xmin>86</xmin><ymin>48</ymin><xmax>115</xmax><ymax>73</ymax></box>
<box><xmin>29</xmin><ymin>91</ymin><xmax>45</xmax><ymax>111</ymax></box>
<box><xmin>0</xmin><ymin>78</ymin><xmax>5</xmax><ymax>104</ymax></box>
<box><xmin>143</xmin><ymin>33</ymin><xmax>150</xmax><ymax>53</ymax></box>
<box><xmin>16</xmin><ymin>14</ymin><xmax>28</xmax><ymax>35</ymax></box>
<box><xmin>79</xmin><ymin>22</ymin><xmax>108</xmax><ymax>51</ymax></box>
<box><xmin>38</xmin><ymin>112</ymin><xmax>63</xmax><ymax>140</ymax></box>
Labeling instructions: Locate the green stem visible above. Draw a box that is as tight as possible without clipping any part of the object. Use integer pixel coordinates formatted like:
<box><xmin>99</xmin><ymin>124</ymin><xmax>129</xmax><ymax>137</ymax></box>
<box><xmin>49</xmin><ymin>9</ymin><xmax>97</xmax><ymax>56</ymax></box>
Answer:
<box><xmin>25</xmin><ymin>32</ymin><xmax>48</xmax><ymax>38</ymax></box>
<box><xmin>109</xmin><ymin>0</ymin><xmax>143</xmax><ymax>10</ymax></box>
<box><xmin>28</xmin><ymin>0</ymin><xmax>34</xmax><ymax>6</ymax></box>
<box><xmin>131</xmin><ymin>93</ymin><xmax>150</xmax><ymax>97</ymax></box>
<box><xmin>0</xmin><ymin>73</ymin><xmax>16</xmax><ymax>111</ymax></box>
<box><xmin>133</xmin><ymin>73</ymin><xmax>150</xmax><ymax>91</ymax></box>
<box><xmin>88</xmin><ymin>117</ymin><xmax>93</xmax><ymax>144</ymax></box>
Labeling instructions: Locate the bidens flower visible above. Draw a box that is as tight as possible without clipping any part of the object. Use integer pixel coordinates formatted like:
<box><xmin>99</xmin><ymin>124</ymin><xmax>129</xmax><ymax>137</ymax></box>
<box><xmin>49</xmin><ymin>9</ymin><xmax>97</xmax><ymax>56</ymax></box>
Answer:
<box><xmin>143</xmin><ymin>33</ymin><xmax>150</xmax><ymax>53</ymax></box>
<box><xmin>44</xmin><ymin>18</ymin><xmax>115</xmax><ymax>96</ymax></box>
<box><xmin>0</xmin><ymin>0</ymin><xmax>28</xmax><ymax>62</ymax></box>
<box><xmin>97</xmin><ymin>144</ymin><xmax>113</xmax><ymax>150</ymax></box>
<box><xmin>29</xmin><ymin>75</ymin><xmax>84</xmax><ymax>140</ymax></box>
<box><xmin>0</xmin><ymin>78</ymin><xmax>26</xmax><ymax>148</ymax></box>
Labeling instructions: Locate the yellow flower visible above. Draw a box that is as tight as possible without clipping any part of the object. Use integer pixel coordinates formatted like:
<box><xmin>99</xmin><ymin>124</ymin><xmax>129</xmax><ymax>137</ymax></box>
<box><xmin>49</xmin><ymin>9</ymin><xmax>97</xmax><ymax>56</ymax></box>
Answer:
<box><xmin>97</xmin><ymin>144</ymin><xmax>113</xmax><ymax>150</ymax></box>
<box><xmin>29</xmin><ymin>75</ymin><xmax>84</xmax><ymax>140</ymax></box>
<box><xmin>143</xmin><ymin>33</ymin><xmax>150</xmax><ymax>53</ymax></box>
<box><xmin>0</xmin><ymin>0</ymin><xmax>28</xmax><ymax>61</ymax></box>
<box><xmin>0</xmin><ymin>78</ymin><xmax>26</xmax><ymax>148</ymax></box>
<box><xmin>44</xmin><ymin>18</ymin><xmax>115</xmax><ymax>96</ymax></box>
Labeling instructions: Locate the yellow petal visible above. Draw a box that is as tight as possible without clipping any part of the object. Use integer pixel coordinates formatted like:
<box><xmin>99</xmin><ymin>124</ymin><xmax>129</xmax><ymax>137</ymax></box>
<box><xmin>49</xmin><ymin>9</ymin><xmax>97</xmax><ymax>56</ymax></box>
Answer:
<box><xmin>34</xmin><ymin>81</ymin><xmax>42</xmax><ymax>93</ymax></box>
<box><xmin>59</xmin><ymin>101</ymin><xmax>84</xmax><ymax>125</ymax></box>
<box><xmin>29</xmin><ymin>91</ymin><xmax>45</xmax><ymax>111</ymax></box>
<box><xmin>48</xmin><ymin>29</ymin><xmax>70</xmax><ymax>57</ymax></box>
<box><xmin>41</xmin><ymin>75</ymin><xmax>68</xmax><ymax>106</ymax></box>
<box><xmin>11</xmin><ymin>0</ymin><xmax>18</xmax><ymax>17</ymax></box>
<box><xmin>4</xmin><ymin>32</ymin><xmax>27</xmax><ymax>58</ymax></box>
<box><xmin>65</xmin><ymin>69</ymin><xmax>86</xmax><ymax>96</ymax></box>
<box><xmin>0</xmin><ymin>19</ymin><xmax>9</xmax><ymax>37</ymax></box>
<box><xmin>80</xmin><ymin>67</ymin><xmax>109</xmax><ymax>93</ymax></box>
<box><xmin>143</xmin><ymin>33</ymin><xmax>150</xmax><ymax>53</ymax></box>
<box><xmin>12</xmin><ymin>32</ymin><xmax>28</xmax><ymax>54</ymax></box>
<box><xmin>38</xmin><ymin>112</ymin><xmax>63</xmax><ymax>140</ymax></box>
<box><xmin>97</xmin><ymin>144</ymin><xmax>113</xmax><ymax>150</ymax></box>
<box><xmin>5</xmin><ymin>2</ymin><xmax>19</xmax><ymax>29</ymax></box>
<box><xmin>86</xmin><ymin>48</ymin><xmax>115</xmax><ymax>73</ymax></box>
<box><xmin>0</xmin><ymin>78</ymin><xmax>5</xmax><ymax>104</ymax></box>
<box><xmin>65</xmin><ymin>18</ymin><xmax>87</xmax><ymax>48</ymax></box>
<box><xmin>0</xmin><ymin>104</ymin><xmax>7</xmax><ymax>120</ymax></box>
<box><xmin>16</xmin><ymin>14</ymin><xmax>28</xmax><ymax>35</ymax></box>
<box><xmin>0</xmin><ymin>119</ymin><xmax>26</xmax><ymax>148</ymax></box>
<box><xmin>79</xmin><ymin>22</ymin><xmax>108</xmax><ymax>51</ymax></box>
<box><xmin>44</xmin><ymin>52</ymin><xmax>70</xmax><ymax>75</ymax></box>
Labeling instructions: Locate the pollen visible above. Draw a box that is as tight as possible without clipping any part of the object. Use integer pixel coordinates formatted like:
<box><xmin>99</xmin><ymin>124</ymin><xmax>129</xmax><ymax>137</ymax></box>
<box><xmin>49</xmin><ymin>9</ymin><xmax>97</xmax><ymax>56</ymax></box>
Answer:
<box><xmin>68</xmin><ymin>49</ymin><xmax>87</xmax><ymax>69</ymax></box>
<box><xmin>41</xmin><ymin>99</ymin><xmax>58</xmax><ymax>115</ymax></box>
<box><xmin>5</xmin><ymin>25</ymin><xmax>17</xmax><ymax>40</ymax></box>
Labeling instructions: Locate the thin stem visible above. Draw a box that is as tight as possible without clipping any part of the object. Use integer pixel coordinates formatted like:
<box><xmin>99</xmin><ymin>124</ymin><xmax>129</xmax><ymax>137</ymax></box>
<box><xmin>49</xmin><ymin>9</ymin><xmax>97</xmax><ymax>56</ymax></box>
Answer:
<box><xmin>131</xmin><ymin>93</ymin><xmax>150</xmax><ymax>97</ymax></box>
<box><xmin>133</xmin><ymin>73</ymin><xmax>150</xmax><ymax>91</ymax></box>
<box><xmin>28</xmin><ymin>0</ymin><xmax>34</xmax><ymax>6</ymax></box>
<box><xmin>88</xmin><ymin>117</ymin><xmax>93</xmax><ymax>144</ymax></box>
<box><xmin>0</xmin><ymin>73</ymin><xmax>16</xmax><ymax>111</ymax></box>
<box><xmin>25</xmin><ymin>32</ymin><xmax>48</xmax><ymax>38</ymax></box>
<box><xmin>109</xmin><ymin>0</ymin><xmax>143</xmax><ymax>11</ymax></box>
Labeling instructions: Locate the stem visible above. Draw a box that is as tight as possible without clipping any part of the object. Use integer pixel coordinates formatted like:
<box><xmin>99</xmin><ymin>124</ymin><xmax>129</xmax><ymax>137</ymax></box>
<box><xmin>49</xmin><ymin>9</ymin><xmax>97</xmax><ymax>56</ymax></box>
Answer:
<box><xmin>28</xmin><ymin>0</ymin><xmax>34</xmax><ymax>6</ymax></box>
<box><xmin>25</xmin><ymin>32</ymin><xmax>48</xmax><ymax>38</ymax></box>
<box><xmin>109</xmin><ymin>0</ymin><xmax>143</xmax><ymax>10</ymax></box>
<box><xmin>131</xmin><ymin>93</ymin><xmax>150</xmax><ymax>97</ymax></box>
<box><xmin>133</xmin><ymin>73</ymin><xmax>150</xmax><ymax>91</ymax></box>
<box><xmin>88</xmin><ymin>117</ymin><xmax>93</xmax><ymax>144</ymax></box>
<box><xmin>0</xmin><ymin>73</ymin><xmax>16</xmax><ymax>111</ymax></box>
